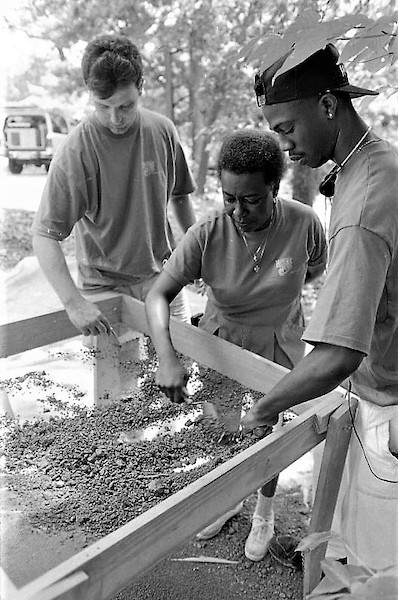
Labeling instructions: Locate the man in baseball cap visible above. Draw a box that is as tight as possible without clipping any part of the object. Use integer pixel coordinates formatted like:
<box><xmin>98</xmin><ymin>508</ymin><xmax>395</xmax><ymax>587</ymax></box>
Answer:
<box><xmin>254</xmin><ymin>43</ymin><xmax>378</xmax><ymax>106</ymax></box>
<box><xmin>242</xmin><ymin>42</ymin><xmax>398</xmax><ymax>573</ymax></box>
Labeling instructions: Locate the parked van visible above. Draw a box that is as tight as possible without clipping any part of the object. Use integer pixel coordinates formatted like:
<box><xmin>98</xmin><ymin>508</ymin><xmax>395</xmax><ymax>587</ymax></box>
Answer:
<box><xmin>1</xmin><ymin>106</ymin><xmax>71</xmax><ymax>174</ymax></box>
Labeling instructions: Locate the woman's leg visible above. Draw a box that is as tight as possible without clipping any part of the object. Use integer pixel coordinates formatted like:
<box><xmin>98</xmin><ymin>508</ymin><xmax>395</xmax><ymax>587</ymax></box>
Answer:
<box><xmin>244</xmin><ymin>339</ymin><xmax>294</xmax><ymax>561</ymax></box>
<box><xmin>244</xmin><ymin>470</ymin><xmax>278</xmax><ymax>561</ymax></box>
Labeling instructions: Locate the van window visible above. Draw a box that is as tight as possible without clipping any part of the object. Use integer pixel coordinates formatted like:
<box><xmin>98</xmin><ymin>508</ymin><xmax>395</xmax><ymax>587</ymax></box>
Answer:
<box><xmin>5</xmin><ymin>115</ymin><xmax>46</xmax><ymax>128</ymax></box>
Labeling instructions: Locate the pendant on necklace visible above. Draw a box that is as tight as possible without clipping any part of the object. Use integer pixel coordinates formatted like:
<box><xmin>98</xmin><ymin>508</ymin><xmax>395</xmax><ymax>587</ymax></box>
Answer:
<box><xmin>253</xmin><ymin>254</ymin><xmax>260</xmax><ymax>273</ymax></box>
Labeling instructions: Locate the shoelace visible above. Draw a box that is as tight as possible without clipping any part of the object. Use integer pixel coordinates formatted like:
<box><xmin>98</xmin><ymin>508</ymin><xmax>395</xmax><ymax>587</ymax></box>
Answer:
<box><xmin>251</xmin><ymin>514</ymin><xmax>274</xmax><ymax>533</ymax></box>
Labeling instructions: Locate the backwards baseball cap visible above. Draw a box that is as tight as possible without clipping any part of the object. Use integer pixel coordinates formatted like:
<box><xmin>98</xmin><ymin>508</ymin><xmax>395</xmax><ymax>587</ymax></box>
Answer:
<box><xmin>254</xmin><ymin>43</ymin><xmax>378</xmax><ymax>106</ymax></box>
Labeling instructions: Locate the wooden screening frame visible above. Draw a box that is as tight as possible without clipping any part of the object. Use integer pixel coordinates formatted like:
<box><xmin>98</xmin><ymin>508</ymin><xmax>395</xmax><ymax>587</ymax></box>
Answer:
<box><xmin>0</xmin><ymin>293</ymin><xmax>354</xmax><ymax>600</ymax></box>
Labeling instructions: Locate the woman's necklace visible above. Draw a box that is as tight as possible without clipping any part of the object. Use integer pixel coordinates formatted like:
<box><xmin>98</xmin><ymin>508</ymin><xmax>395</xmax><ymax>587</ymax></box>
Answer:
<box><xmin>238</xmin><ymin>202</ymin><xmax>276</xmax><ymax>274</ymax></box>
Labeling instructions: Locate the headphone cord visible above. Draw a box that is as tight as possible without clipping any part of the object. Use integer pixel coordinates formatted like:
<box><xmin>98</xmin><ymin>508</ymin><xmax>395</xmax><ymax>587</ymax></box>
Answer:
<box><xmin>347</xmin><ymin>380</ymin><xmax>398</xmax><ymax>484</ymax></box>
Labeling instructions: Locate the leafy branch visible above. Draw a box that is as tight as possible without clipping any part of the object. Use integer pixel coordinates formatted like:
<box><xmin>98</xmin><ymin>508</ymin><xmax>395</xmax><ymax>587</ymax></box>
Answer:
<box><xmin>239</xmin><ymin>9</ymin><xmax>398</xmax><ymax>80</ymax></box>
<box><xmin>297</xmin><ymin>530</ymin><xmax>398</xmax><ymax>599</ymax></box>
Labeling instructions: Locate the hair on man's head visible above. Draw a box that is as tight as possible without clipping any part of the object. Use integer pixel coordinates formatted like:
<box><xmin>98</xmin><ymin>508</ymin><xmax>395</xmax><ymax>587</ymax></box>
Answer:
<box><xmin>82</xmin><ymin>34</ymin><xmax>143</xmax><ymax>99</ymax></box>
<box><xmin>217</xmin><ymin>129</ymin><xmax>286</xmax><ymax>190</ymax></box>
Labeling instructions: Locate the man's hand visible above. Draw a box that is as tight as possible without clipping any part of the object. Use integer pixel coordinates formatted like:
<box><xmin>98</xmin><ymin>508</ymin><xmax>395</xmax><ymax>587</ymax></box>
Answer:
<box><xmin>65</xmin><ymin>295</ymin><xmax>112</xmax><ymax>336</ymax></box>
<box><xmin>241</xmin><ymin>397</ymin><xmax>279</xmax><ymax>433</ymax></box>
<box><xmin>32</xmin><ymin>236</ymin><xmax>114</xmax><ymax>337</ymax></box>
<box><xmin>156</xmin><ymin>354</ymin><xmax>189</xmax><ymax>404</ymax></box>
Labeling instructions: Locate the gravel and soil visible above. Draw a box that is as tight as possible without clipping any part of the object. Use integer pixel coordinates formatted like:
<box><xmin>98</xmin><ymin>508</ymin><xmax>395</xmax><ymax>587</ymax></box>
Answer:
<box><xmin>1</xmin><ymin>343</ymin><xmax>309</xmax><ymax>599</ymax></box>
<box><xmin>1</xmin><ymin>205</ymin><xmax>324</xmax><ymax>599</ymax></box>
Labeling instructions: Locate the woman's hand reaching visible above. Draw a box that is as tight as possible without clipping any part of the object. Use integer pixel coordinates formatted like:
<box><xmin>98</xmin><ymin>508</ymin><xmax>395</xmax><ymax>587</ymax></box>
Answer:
<box><xmin>156</xmin><ymin>354</ymin><xmax>189</xmax><ymax>404</ymax></box>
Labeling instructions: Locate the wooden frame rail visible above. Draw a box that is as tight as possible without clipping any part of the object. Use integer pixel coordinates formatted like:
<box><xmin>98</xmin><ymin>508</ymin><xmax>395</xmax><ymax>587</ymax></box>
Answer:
<box><xmin>0</xmin><ymin>294</ymin><xmax>352</xmax><ymax>600</ymax></box>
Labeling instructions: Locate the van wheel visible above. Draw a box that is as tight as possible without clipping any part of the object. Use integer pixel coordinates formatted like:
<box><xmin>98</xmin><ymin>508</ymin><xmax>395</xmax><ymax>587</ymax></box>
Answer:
<box><xmin>8</xmin><ymin>160</ymin><xmax>23</xmax><ymax>174</ymax></box>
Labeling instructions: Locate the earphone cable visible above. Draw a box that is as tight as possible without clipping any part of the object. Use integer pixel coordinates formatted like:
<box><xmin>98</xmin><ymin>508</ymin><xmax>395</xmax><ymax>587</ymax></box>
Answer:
<box><xmin>347</xmin><ymin>380</ymin><xmax>398</xmax><ymax>484</ymax></box>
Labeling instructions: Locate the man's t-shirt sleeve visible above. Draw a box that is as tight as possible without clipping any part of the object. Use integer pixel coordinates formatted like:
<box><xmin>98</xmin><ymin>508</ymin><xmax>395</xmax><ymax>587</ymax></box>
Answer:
<box><xmin>169</xmin><ymin>124</ymin><xmax>195</xmax><ymax>196</ymax></box>
<box><xmin>304</xmin><ymin>225</ymin><xmax>390</xmax><ymax>354</ymax></box>
<box><xmin>32</xmin><ymin>141</ymin><xmax>87</xmax><ymax>241</ymax></box>
<box><xmin>307</xmin><ymin>213</ymin><xmax>328</xmax><ymax>276</ymax></box>
<box><xmin>163</xmin><ymin>227</ymin><xmax>202</xmax><ymax>285</ymax></box>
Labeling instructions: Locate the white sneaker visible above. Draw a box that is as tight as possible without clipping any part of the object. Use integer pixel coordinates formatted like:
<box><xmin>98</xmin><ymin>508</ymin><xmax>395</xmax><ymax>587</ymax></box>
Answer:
<box><xmin>244</xmin><ymin>512</ymin><xmax>275</xmax><ymax>561</ymax></box>
<box><xmin>196</xmin><ymin>502</ymin><xmax>243</xmax><ymax>540</ymax></box>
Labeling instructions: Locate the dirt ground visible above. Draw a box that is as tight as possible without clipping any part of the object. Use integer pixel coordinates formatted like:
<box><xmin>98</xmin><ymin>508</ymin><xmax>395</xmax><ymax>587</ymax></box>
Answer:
<box><xmin>2</xmin><ymin>470</ymin><xmax>308</xmax><ymax>600</ymax></box>
<box><xmin>114</xmin><ymin>489</ymin><xmax>308</xmax><ymax>600</ymax></box>
<box><xmin>1</xmin><ymin>348</ymin><xmax>311</xmax><ymax>600</ymax></box>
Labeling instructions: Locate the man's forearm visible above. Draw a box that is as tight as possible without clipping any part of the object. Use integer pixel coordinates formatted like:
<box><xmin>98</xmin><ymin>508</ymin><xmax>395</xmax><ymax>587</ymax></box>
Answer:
<box><xmin>254</xmin><ymin>343</ymin><xmax>365</xmax><ymax>419</ymax></box>
<box><xmin>32</xmin><ymin>235</ymin><xmax>82</xmax><ymax>307</ymax></box>
<box><xmin>33</xmin><ymin>234</ymin><xmax>113</xmax><ymax>334</ymax></box>
<box><xmin>170</xmin><ymin>194</ymin><xmax>196</xmax><ymax>232</ymax></box>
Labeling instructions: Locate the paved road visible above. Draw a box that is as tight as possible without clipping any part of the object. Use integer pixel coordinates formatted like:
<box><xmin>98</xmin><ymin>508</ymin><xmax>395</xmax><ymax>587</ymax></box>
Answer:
<box><xmin>0</xmin><ymin>156</ymin><xmax>46</xmax><ymax>212</ymax></box>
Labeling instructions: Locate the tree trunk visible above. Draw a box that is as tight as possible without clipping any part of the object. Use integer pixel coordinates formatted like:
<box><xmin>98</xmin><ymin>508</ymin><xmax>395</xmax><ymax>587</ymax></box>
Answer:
<box><xmin>188</xmin><ymin>31</ymin><xmax>202</xmax><ymax>158</ymax></box>
<box><xmin>195</xmin><ymin>133</ymin><xmax>211</xmax><ymax>194</ymax></box>
<box><xmin>195</xmin><ymin>94</ymin><xmax>222</xmax><ymax>195</ymax></box>
<box><xmin>164</xmin><ymin>46</ymin><xmax>175</xmax><ymax>122</ymax></box>
<box><xmin>291</xmin><ymin>163</ymin><xmax>317</xmax><ymax>206</ymax></box>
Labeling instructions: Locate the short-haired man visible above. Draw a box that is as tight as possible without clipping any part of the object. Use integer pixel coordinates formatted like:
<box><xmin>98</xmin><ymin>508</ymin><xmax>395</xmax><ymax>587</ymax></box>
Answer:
<box><xmin>32</xmin><ymin>33</ymin><xmax>196</xmax><ymax>336</ymax></box>
<box><xmin>242</xmin><ymin>44</ymin><xmax>398</xmax><ymax>569</ymax></box>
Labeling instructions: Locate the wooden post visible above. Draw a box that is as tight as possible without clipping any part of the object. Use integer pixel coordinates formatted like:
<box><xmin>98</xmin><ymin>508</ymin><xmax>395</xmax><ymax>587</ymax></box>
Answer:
<box><xmin>0</xmin><ymin>388</ymin><xmax>14</xmax><ymax>417</ymax></box>
<box><xmin>303</xmin><ymin>397</ymin><xmax>358</xmax><ymax>595</ymax></box>
<box><xmin>92</xmin><ymin>334</ymin><xmax>122</xmax><ymax>405</ymax></box>
<box><xmin>92</xmin><ymin>324</ymin><xmax>144</xmax><ymax>405</ymax></box>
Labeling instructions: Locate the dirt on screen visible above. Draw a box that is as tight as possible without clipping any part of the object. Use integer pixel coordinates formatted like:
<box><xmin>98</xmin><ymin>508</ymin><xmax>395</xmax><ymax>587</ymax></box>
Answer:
<box><xmin>1</xmin><ymin>338</ymin><xmax>309</xmax><ymax>600</ymax></box>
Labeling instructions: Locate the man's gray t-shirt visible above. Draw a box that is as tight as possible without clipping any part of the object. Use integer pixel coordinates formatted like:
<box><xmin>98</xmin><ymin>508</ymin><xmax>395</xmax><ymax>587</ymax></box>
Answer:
<box><xmin>32</xmin><ymin>107</ymin><xmax>195</xmax><ymax>288</ymax></box>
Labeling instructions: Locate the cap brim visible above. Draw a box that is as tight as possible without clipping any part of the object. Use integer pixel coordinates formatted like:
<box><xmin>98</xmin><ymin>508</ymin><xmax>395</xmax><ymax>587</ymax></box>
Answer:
<box><xmin>332</xmin><ymin>84</ymin><xmax>379</xmax><ymax>98</ymax></box>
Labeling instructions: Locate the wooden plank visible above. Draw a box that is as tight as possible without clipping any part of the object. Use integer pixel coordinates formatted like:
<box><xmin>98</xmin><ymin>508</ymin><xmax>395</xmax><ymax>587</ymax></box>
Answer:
<box><xmin>0</xmin><ymin>294</ymin><xmax>122</xmax><ymax>358</ymax></box>
<box><xmin>303</xmin><ymin>397</ymin><xmax>358</xmax><ymax>595</ymax></box>
<box><xmin>92</xmin><ymin>325</ymin><xmax>144</xmax><ymax>405</ymax></box>
<box><xmin>312</xmin><ymin>389</ymin><xmax>347</xmax><ymax>434</ymax></box>
<box><xmin>312</xmin><ymin>382</ymin><xmax>351</xmax><ymax>434</ymax></box>
<box><xmin>14</xmin><ymin>399</ymin><xmax>338</xmax><ymax>600</ymax></box>
<box><xmin>21</xmin><ymin>571</ymin><xmax>89</xmax><ymax>600</ymax></box>
<box><xmin>122</xmin><ymin>296</ymin><xmax>290</xmax><ymax>393</ymax></box>
<box><xmin>0</xmin><ymin>566</ymin><xmax>19</xmax><ymax>599</ymax></box>
<box><xmin>92</xmin><ymin>334</ymin><xmax>122</xmax><ymax>406</ymax></box>
<box><xmin>122</xmin><ymin>297</ymin><xmax>347</xmax><ymax>420</ymax></box>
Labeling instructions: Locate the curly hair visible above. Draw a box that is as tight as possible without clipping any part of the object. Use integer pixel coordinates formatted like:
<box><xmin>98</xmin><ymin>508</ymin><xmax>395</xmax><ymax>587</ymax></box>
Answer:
<box><xmin>82</xmin><ymin>34</ymin><xmax>143</xmax><ymax>99</ymax></box>
<box><xmin>217</xmin><ymin>129</ymin><xmax>286</xmax><ymax>190</ymax></box>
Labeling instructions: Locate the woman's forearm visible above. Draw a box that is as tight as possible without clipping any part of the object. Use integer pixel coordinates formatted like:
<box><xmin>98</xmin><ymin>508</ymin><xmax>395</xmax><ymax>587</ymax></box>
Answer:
<box><xmin>145</xmin><ymin>290</ymin><xmax>179</xmax><ymax>360</ymax></box>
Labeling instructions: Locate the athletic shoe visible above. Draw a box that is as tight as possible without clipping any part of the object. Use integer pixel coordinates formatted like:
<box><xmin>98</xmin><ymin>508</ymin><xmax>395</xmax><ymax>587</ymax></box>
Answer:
<box><xmin>244</xmin><ymin>512</ymin><xmax>275</xmax><ymax>561</ymax></box>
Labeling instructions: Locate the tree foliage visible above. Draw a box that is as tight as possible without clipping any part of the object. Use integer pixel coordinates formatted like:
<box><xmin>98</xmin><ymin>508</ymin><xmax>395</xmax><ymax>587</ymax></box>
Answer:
<box><xmin>298</xmin><ymin>530</ymin><xmax>398</xmax><ymax>599</ymax></box>
<box><xmin>240</xmin><ymin>7</ymin><xmax>398</xmax><ymax>93</ymax></box>
<box><xmin>4</xmin><ymin>1</ymin><xmax>398</xmax><ymax>198</ymax></box>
